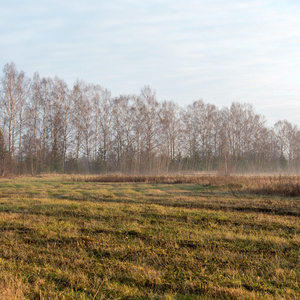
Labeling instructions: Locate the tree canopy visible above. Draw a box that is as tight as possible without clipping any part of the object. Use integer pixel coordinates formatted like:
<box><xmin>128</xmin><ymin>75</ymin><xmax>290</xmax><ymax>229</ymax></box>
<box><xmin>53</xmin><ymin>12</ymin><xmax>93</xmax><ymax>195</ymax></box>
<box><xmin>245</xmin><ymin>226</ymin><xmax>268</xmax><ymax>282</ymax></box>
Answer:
<box><xmin>1</xmin><ymin>62</ymin><xmax>299</xmax><ymax>175</ymax></box>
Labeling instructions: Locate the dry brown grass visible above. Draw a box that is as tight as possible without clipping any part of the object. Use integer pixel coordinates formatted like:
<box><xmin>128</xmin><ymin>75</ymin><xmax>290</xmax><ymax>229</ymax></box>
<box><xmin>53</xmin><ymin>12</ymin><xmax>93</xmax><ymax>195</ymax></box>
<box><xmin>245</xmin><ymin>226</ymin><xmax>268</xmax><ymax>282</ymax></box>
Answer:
<box><xmin>248</xmin><ymin>175</ymin><xmax>300</xmax><ymax>197</ymax></box>
<box><xmin>72</xmin><ymin>174</ymin><xmax>300</xmax><ymax>197</ymax></box>
<box><xmin>0</xmin><ymin>276</ymin><xmax>27</xmax><ymax>300</ymax></box>
<box><xmin>0</xmin><ymin>176</ymin><xmax>299</xmax><ymax>299</ymax></box>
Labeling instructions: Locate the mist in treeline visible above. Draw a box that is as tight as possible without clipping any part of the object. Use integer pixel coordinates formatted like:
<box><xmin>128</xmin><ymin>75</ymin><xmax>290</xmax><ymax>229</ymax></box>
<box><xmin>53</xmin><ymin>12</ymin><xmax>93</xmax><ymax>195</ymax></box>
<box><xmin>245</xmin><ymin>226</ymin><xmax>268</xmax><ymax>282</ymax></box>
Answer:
<box><xmin>0</xmin><ymin>62</ymin><xmax>299</xmax><ymax>176</ymax></box>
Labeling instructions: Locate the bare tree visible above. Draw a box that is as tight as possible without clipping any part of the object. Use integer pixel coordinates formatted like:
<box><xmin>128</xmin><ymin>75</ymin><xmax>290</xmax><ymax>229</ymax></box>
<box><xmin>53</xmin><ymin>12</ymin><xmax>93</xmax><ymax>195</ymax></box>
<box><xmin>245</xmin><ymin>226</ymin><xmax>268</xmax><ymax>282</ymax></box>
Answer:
<box><xmin>159</xmin><ymin>100</ymin><xmax>183</xmax><ymax>171</ymax></box>
<box><xmin>1</xmin><ymin>62</ymin><xmax>300</xmax><ymax>175</ymax></box>
<box><xmin>98</xmin><ymin>88</ymin><xmax>113</xmax><ymax>172</ymax></box>
<box><xmin>25</xmin><ymin>72</ymin><xmax>42</xmax><ymax>174</ymax></box>
<box><xmin>80</xmin><ymin>82</ymin><xmax>95</xmax><ymax>172</ymax></box>
<box><xmin>39</xmin><ymin>77</ymin><xmax>53</xmax><ymax>171</ymax></box>
<box><xmin>182</xmin><ymin>100</ymin><xmax>219</xmax><ymax>171</ymax></box>
<box><xmin>0</xmin><ymin>63</ymin><xmax>30</xmax><ymax>173</ymax></box>
<box><xmin>139</xmin><ymin>86</ymin><xmax>161</xmax><ymax>172</ymax></box>
<box><xmin>273</xmin><ymin>120</ymin><xmax>299</xmax><ymax>171</ymax></box>
<box><xmin>111</xmin><ymin>94</ymin><xmax>137</xmax><ymax>173</ymax></box>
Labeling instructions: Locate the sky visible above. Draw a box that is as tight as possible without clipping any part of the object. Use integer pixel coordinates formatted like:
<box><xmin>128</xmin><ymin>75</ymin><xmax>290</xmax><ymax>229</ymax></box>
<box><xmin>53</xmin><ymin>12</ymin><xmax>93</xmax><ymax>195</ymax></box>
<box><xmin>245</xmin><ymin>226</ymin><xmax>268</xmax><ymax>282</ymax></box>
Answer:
<box><xmin>1</xmin><ymin>0</ymin><xmax>300</xmax><ymax>126</ymax></box>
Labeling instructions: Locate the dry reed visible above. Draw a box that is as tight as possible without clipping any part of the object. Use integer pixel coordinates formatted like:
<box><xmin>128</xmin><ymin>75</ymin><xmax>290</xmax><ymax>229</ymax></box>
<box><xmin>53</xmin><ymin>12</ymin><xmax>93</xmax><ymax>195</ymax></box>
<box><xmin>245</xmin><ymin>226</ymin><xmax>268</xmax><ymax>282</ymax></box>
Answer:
<box><xmin>71</xmin><ymin>174</ymin><xmax>300</xmax><ymax>197</ymax></box>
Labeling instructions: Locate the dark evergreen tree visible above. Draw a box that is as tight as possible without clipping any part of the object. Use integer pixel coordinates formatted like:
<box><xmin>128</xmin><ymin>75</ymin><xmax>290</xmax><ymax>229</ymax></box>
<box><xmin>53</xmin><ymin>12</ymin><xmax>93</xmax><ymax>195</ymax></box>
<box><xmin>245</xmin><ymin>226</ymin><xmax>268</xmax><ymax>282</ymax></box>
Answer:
<box><xmin>0</xmin><ymin>130</ymin><xmax>8</xmax><ymax>176</ymax></box>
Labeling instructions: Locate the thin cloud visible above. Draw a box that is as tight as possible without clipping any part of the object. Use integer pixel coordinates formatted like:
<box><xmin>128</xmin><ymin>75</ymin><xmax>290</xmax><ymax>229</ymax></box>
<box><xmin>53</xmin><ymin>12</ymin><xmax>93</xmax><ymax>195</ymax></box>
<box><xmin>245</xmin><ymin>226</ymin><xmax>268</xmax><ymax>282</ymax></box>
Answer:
<box><xmin>1</xmin><ymin>0</ymin><xmax>300</xmax><ymax>126</ymax></box>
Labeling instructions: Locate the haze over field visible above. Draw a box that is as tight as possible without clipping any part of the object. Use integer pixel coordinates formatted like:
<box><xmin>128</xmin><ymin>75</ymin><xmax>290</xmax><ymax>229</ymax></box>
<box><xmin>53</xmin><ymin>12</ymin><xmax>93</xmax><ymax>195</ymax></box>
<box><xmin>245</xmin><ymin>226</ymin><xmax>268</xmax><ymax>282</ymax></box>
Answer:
<box><xmin>1</xmin><ymin>0</ymin><xmax>300</xmax><ymax>126</ymax></box>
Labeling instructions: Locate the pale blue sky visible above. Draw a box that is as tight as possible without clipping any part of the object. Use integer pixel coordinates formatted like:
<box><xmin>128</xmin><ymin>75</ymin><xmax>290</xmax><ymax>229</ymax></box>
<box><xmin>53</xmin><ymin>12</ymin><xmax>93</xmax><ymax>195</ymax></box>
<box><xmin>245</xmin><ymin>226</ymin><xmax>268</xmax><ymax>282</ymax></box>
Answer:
<box><xmin>1</xmin><ymin>0</ymin><xmax>300</xmax><ymax>126</ymax></box>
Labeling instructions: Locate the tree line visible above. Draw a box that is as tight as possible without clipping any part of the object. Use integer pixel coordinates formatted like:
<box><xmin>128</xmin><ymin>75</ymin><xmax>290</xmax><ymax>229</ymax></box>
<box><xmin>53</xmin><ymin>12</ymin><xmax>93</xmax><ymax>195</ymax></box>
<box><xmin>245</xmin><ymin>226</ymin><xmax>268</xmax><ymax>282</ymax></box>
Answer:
<box><xmin>0</xmin><ymin>62</ymin><xmax>299</xmax><ymax>176</ymax></box>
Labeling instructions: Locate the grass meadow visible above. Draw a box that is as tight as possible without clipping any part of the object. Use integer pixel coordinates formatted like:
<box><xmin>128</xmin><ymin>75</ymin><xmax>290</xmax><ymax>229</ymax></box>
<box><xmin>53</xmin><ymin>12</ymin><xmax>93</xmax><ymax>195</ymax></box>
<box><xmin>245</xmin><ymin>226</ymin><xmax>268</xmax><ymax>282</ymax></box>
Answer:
<box><xmin>0</xmin><ymin>175</ymin><xmax>299</xmax><ymax>299</ymax></box>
